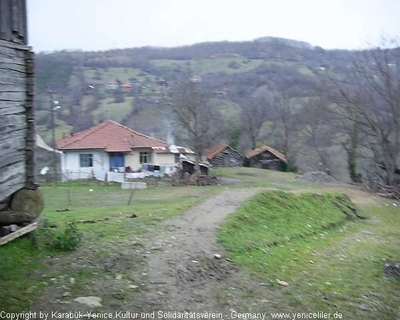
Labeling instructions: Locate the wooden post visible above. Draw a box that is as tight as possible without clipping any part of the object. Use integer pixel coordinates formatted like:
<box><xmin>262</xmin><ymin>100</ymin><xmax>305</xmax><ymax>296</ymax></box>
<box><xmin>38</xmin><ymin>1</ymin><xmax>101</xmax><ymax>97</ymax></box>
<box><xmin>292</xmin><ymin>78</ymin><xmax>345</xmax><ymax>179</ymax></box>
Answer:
<box><xmin>67</xmin><ymin>189</ymin><xmax>72</xmax><ymax>206</ymax></box>
<box><xmin>127</xmin><ymin>190</ymin><xmax>134</xmax><ymax>205</ymax></box>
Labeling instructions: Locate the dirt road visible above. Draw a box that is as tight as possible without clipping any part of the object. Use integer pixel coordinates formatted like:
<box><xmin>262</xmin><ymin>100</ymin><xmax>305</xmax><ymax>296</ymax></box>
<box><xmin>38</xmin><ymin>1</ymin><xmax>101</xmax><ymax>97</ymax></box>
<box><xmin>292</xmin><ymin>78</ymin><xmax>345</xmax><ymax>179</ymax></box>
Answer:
<box><xmin>143</xmin><ymin>188</ymin><xmax>285</xmax><ymax>312</ymax></box>
<box><xmin>32</xmin><ymin>188</ymin><xmax>289</xmax><ymax>317</ymax></box>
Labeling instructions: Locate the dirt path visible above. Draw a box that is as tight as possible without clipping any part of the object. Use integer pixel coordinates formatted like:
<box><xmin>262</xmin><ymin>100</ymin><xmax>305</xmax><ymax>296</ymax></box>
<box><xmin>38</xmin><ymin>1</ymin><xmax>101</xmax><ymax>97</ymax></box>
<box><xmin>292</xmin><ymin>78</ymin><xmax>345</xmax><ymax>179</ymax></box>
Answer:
<box><xmin>142</xmin><ymin>188</ymin><xmax>286</xmax><ymax>312</ymax></box>
<box><xmin>31</xmin><ymin>185</ymin><xmax>381</xmax><ymax>317</ymax></box>
<box><xmin>31</xmin><ymin>188</ymin><xmax>288</xmax><ymax>317</ymax></box>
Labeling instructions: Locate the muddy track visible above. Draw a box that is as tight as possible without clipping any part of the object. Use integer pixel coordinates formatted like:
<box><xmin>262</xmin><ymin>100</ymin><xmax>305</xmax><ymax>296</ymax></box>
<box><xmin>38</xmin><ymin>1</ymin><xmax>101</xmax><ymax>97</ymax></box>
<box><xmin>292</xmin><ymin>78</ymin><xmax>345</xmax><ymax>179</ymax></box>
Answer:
<box><xmin>31</xmin><ymin>188</ymin><xmax>291</xmax><ymax>317</ymax></box>
<box><xmin>142</xmin><ymin>188</ymin><xmax>286</xmax><ymax>313</ymax></box>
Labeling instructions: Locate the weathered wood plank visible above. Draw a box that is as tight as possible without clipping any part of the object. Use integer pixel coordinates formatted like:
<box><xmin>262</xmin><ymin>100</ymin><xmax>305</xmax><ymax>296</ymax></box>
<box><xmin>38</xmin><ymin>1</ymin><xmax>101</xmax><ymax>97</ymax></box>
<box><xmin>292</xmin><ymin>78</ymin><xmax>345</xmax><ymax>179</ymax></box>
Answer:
<box><xmin>0</xmin><ymin>221</ymin><xmax>39</xmax><ymax>246</ymax></box>
<box><xmin>0</xmin><ymin>161</ymin><xmax>25</xmax><ymax>182</ymax></box>
<box><xmin>0</xmin><ymin>49</ymin><xmax>24</xmax><ymax>61</ymax></box>
<box><xmin>0</xmin><ymin>130</ymin><xmax>25</xmax><ymax>148</ymax></box>
<box><xmin>0</xmin><ymin>153</ymin><xmax>24</xmax><ymax>169</ymax></box>
<box><xmin>0</xmin><ymin>168</ymin><xmax>25</xmax><ymax>201</ymax></box>
<box><xmin>0</xmin><ymin>127</ymin><xmax>26</xmax><ymax>144</ymax></box>
<box><xmin>0</xmin><ymin>0</ymin><xmax>12</xmax><ymax>41</ymax></box>
<box><xmin>0</xmin><ymin>90</ymin><xmax>26</xmax><ymax>101</ymax></box>
<box><xmin>0</xmin><ymin>134</ymin><xmax>25</xmax><ymax>161</ymax></box>
<box><xmin>0</xmin><ymin>67</ymin><xmax>26</xmax><ymax>80</ymax></box>
<box><xmin>0</xmin><ymin>0</ymin><xmax>27</xmax><ymax>44</ymax></box>
<box><xmin>0</xmin><ymin>61</ymin><xmax>25</xmax><ymax>73</ymax></box>
<box><xmin>0</xmin><ymin>76</ymin><xmax>26</xmax><ymax>86</ymax></box>
<box><xmin>0</xmin><ymin>83</ymin><xmax>25</xmax><ymax>92</ymax></box>
<box><xmin>24</xmin><ymin>49</ymin><xmax>35</xmax><ymax>188</ymax></box>
<box><xmin>0</xmin><ymin>55</ymin><xmax>25</xmax><ymax>65</ymax></box>
<box><xmin>0</xmin><ymin>39</ymin><xmax>30</xmax><ymax>51</ymax></box>
<box><xmin>0</xmin><ymin>43</ymin><xmax>25</xmax><ymax>57</ymax></box>
<box><xmin>0</xmin><ymin>114</ymin><xmax>26</xmax><ymax>134</ymax></box>
<box><xmin>0</xmin><ymin>103</ymin><xmax>24</xmax><ymax>115</ymax></box>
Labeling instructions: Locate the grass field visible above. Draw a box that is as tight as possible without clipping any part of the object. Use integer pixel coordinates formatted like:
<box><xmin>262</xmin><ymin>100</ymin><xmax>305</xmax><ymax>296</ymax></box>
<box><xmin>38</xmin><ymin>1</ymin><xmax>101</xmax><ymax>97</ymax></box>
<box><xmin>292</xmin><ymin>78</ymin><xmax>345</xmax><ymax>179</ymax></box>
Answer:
<box><xmin>0</xmin><ymin>182</ymin><xmax>223</xmax><ymax>312</ymax></box>
<box><xmin>1</xmin><ymin>168</ymin><xmax>399</xmax><ymax>316</ymax></box>
<box><xmin>92</xmin><ymin>97</ymin><xmax>134</xmax><ymax>123</ymax></box>
<box><xmin>218</xmin><ymin>190</ymin><xmax>400</xmax><ymax>318</ymax></box>
<box><xmin>150</xmin><ymin>57</ymin><xmax>264</xmax><ymax>75</ymax></box>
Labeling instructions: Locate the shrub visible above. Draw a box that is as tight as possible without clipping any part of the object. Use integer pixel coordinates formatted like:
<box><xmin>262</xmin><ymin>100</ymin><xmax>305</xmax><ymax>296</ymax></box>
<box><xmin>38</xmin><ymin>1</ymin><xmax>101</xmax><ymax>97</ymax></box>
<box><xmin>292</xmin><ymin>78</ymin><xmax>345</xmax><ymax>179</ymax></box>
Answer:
<box><xmin>35</xmin><ymin>221</ymin><xmax>82</xmax><ymax>251</ymax></box>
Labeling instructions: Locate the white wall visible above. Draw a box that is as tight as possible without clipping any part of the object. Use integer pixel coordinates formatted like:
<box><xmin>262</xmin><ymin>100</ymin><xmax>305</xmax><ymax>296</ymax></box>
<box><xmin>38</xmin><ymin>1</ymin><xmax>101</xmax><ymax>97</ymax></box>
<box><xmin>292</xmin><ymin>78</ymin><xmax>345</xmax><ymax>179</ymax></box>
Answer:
<box><xmin>153</xmin><ymin>153</ymin><xmax>176</xmax><ymax>165</ymax></box>
<box><xmin>61</xmin><ymin>149</ymin><xmax>109</xmax><ymax>180</ymax></box>
<box><xmin>125</xmin><ymin>148</ymin><xmax>151</xmax><ymax>170</ymax></box>
<box><xmin>60</xmin><ymin>148</ymin><xmax>183</xmax><ymax>180</ymax></box>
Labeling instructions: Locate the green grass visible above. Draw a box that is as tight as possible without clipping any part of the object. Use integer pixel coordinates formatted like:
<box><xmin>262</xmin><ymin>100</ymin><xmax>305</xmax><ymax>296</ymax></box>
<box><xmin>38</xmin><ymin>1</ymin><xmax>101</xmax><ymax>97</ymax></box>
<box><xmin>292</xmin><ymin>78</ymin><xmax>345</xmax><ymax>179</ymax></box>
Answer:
<box><xmin>36</xmin><ymin>119</ymin><xmax>74</xmax><ymax>144</ymax></box>
<box><xmin>218</xmin><ymin>191</ymin><xmax>400</xmax><ymax>318</ymax></box>
<box><xmin>211</xmin><ymin>167</ymin><xmax>304</xmax><ymax>189</ymax></box>
<box><xmin>0</xmin><ymin>183</ymin><xmax>223</xmax><ymax>312</ymax></box>
<box><xmin>150</xmin><ymin>57</ymin><xmax>264</xmax><ymax>75</ymax></box>
<box><xmin>84</xmin><ymin>67</ymin><xmax>143</xmax><ymax>84</ymax></box>
<box><xmin>92</xmin><ymin>97</ymin><xmax>134</xmax><ymax>123</ymax></box>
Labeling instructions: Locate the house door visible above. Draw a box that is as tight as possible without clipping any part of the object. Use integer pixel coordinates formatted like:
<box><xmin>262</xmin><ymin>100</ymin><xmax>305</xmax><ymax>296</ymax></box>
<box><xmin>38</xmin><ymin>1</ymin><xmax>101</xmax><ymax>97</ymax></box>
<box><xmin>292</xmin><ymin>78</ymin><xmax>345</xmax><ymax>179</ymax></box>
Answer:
<box><xmin>109</xmin><ymin>153</ymin><xmax>125</xmax><ymax>171</ymax></box>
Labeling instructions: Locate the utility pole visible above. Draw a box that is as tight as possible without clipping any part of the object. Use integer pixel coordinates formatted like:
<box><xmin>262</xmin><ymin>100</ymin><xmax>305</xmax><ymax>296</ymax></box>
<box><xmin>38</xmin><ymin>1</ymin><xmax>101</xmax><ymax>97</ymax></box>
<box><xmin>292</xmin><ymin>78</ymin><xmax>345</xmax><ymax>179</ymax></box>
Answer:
<box><xmin>49</xmin><ymin>89</ymin><xmax>60</xmax><ymax>185</ymax></box>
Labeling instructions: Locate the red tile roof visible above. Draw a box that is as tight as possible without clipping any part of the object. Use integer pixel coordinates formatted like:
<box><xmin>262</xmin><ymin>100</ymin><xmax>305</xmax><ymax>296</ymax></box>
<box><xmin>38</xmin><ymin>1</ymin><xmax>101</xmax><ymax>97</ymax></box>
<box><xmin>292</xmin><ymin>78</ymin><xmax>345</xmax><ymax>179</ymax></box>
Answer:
<box><xmin>205</xmin><ymin>143</ymin><xmax>240</xmax><ymax>160</ymax></box>
<box><xmin>56</xmin><ymin>120</ymin><xmax>169</xmax><ymax>152</ymax></box>
<box><xmin>246</xmin><ymin>145</ymin><xmax>287</xmax><ymax>163</ymax></box>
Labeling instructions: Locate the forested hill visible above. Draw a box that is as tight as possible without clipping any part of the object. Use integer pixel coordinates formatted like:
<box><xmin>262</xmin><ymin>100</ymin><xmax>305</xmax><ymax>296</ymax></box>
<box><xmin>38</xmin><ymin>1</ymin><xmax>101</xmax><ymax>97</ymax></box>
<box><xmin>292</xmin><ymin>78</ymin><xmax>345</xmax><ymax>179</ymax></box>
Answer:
<box><xmin>34</xmin><ymin>36</ymin><xmax>359</xmax><ymax>178</ymax></box>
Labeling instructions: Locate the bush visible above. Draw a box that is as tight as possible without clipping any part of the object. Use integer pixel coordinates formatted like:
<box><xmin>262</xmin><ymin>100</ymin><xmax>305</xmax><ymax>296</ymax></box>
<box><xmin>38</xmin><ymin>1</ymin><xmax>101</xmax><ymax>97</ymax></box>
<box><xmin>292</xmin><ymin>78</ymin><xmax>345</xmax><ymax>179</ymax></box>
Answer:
<box><xmin>35</xmin><ymin>221</ymin><xmax>82</xmax><ymax>251</ymax></box>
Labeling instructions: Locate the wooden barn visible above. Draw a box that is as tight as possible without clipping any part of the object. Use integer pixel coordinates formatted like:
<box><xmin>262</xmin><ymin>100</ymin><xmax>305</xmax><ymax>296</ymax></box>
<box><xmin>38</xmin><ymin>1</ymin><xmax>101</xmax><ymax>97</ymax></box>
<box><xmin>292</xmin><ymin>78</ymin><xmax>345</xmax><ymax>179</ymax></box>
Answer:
<box><xmin>246</xmin><ymin>145</ymin><xmax>287</xmax><ymax>171</ymax></box>
<box><xmin>0</xmin><ymin>0</ymin><xmax>43</xmax><ymax>237</ymax></box>
<box><xmin>205</xmin><ymin>143</ymin><xmax>242</xmax><ymax>167</ymax></box>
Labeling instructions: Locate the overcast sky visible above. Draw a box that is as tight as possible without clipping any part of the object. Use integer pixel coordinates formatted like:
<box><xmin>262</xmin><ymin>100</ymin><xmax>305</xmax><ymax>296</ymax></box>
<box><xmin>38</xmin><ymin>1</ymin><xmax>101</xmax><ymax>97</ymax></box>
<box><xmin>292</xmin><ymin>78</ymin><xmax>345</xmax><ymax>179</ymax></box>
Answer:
<box><xmin>28</xmin><ymin>0</ymin><xmax>399</xmax><ymax>52</ymax></box>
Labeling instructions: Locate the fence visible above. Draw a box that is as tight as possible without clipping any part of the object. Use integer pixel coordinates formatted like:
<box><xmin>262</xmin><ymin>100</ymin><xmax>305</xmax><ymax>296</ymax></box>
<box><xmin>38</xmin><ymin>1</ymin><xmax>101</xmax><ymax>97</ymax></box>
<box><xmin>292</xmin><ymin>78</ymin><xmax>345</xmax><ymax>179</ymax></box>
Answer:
<box><xmin>41</xmin><ymin>179</ymin><xmax>147</xmax><ymax>210</ymax></box>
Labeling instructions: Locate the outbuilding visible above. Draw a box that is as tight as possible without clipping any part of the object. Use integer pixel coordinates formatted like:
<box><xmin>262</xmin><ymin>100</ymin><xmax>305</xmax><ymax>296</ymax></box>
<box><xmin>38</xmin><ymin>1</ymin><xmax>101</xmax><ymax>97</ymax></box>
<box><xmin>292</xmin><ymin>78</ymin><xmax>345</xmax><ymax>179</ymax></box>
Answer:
<box><xmin>246</xmin><ymin>145</ymin><xmax>287</xmax><ymax>171</ymax></box>
<box><xmin>205</xmin><ymin>143</ymin><xmax>242</xmax><ymax>167</ymax></box>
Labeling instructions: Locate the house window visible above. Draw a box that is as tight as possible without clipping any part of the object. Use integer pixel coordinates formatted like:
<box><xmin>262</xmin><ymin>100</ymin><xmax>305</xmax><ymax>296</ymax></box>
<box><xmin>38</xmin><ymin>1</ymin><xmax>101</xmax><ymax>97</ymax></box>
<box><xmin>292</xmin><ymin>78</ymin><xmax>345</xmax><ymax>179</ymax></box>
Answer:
<box><xmin>139</xmin><ymin>152</ymin><xmax>150</xmax><ymax>164</ymax></box>
<box><xmin>79</xmin><ymin>154</ymin><xmax>93</xmax><ymax>167</ymax></box>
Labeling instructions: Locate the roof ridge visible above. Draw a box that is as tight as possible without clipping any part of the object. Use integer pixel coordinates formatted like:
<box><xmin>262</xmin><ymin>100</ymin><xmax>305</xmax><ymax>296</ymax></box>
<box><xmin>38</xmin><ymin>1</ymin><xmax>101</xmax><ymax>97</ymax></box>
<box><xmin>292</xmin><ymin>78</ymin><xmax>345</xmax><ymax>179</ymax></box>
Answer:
<box><xmin>98</xmin><ymin>119</ymin><xmax>169</xmax><ymax>146</ymax></box>
<box><xmin>246</xmin><ymin>145</ymin><xmax>287</xmax><ymax>163</ymax></box>
<box><xmin>57</xmin><ymin>120</ymin><xmax>170</xmax><ymax>151</ymax></box>
<box><xmin>206</xmin><ymin>142</ymin><xmax>230</xmax><ymax>159</ymax></box>
<box><xmin>111</xmin><ymin>120</ymin><xmax>169</xmax><ymax>146</ymax></box>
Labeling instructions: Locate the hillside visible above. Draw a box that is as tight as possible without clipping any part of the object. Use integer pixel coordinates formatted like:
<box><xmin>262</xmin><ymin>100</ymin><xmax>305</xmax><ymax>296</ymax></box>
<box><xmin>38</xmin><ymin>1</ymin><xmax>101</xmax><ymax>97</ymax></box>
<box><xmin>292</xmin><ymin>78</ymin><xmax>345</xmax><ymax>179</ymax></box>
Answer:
<box><xmin>34</xmin><ymin>37</ymin><xmax>356</xmax><ymax>178</ymax></box>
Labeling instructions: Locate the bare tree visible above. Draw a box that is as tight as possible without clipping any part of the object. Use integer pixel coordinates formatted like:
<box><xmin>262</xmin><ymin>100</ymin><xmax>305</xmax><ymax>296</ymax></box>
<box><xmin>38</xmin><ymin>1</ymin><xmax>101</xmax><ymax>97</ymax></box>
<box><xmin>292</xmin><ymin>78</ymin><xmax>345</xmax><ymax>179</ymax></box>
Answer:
<box><xmin>168</xmin><ymin>80</ymin><xmax>216</xmax><ymax>175</ymax></box>
<box><xmin>336</xmin><ymin>41</ymin><xmax>400</xmax><ymax>185</ymax></box>
<box><xmin>300</xmin><ymin>96</ymin><xmax>334</xmax><ymax>174</ymax></box>
<box><xmin>272</xmin><ymin>93</ymin><xmax>300</xmax><ymax>169</ymax></box>
<box><xmin>240</xmin><ymin>86</ymin><xmax>275</xmax><ymax>150</ymax></box>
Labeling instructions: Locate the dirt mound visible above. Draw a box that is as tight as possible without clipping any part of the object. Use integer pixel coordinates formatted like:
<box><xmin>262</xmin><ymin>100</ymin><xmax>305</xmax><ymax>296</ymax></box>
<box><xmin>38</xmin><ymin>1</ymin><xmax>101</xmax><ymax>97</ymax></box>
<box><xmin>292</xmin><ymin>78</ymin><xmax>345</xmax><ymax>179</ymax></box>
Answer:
<box><xmin>297</xmin><ymin>171</ymin><xmax>339</xmax><ymax>185</ymax></box>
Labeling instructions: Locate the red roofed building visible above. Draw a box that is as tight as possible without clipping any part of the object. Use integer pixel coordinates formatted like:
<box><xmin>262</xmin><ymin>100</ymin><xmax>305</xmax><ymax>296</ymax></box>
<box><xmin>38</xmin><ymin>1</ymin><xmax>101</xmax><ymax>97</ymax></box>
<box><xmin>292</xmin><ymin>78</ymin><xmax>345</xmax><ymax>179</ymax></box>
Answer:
<box><xmin>56</xmin><ymin>120</ymin><xmax>193</xmax><ymax>179</ymax></box>
<box><xmin>205</xmin><ymin>143</ymin><xmax>242</xmax><ymax>167</ymax></box>
<box><xmin>246</xmin><ymin>145</ymin><xmax>287</xmax><ymax>171</ymax></box>
<box><xmin>120</xmin><ymin>82</ymin><xmax>133</xmax><ymax>93</ymax></box>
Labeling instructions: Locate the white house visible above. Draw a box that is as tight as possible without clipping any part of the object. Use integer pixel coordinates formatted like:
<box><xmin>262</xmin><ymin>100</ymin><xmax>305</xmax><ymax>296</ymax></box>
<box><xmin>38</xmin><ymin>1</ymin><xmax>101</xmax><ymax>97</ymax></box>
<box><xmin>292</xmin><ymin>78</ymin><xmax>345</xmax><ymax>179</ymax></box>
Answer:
<box><xmin>56</xmin><ymin>120</ymin><xmax>193</xmax><ymax>181</ymax></box>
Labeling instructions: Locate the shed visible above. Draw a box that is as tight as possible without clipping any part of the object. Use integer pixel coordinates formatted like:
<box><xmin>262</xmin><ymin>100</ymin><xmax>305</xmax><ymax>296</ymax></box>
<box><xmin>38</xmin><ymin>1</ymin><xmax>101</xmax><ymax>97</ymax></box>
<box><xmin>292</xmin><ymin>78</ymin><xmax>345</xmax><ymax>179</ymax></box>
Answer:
<box><xmin>205</xmin><ymin>143</ymin><xmax>242</xmax><ymax>167</ymax></box>
<box><xmin>246</xmin><ymin>146</ymin><xmax>287</xmax><ymax>171</ymax></box>
<box><xmin>182</xmin><ymin>160</ymin><xmax>209</xmax><ymax>176</ymax></box>
<box><xmin>0</xmin><ymin>0</ymin><xmax>43</xmax><ymax>227</ymax></box>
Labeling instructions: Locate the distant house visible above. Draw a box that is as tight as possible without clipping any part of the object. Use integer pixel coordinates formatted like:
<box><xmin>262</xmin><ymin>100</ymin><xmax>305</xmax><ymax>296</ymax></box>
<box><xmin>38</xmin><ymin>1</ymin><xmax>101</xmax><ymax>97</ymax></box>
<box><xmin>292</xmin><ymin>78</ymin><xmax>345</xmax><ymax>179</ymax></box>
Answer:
<box><xmin>246</xmin><ymin>146</ymin><xmax>287</xmax><ymax>171</ymax></box>
<box><xmin>213</xmin><ymin>88</ymin><xmax>229</xmax><ymax>96</ymax></box>
<box><xmin>205</xmin><ymin>143</ymin><xmax>242</xmax><ymax>167</ymax></box>
<box><xmin>56</xmin><ymin>120</ymin><xmax>193</xmax><ymax>180</ymax></box>
<box><xmin>120</xmin><ymin>82</ymin><xmax>133</xmax><ymax>93</ymax></box>
<box><xmin>190</xmin><ymin>75</ymin><xmax>202</xmax><ymax>83</ymax></box>
<box><xmin>105</xmin><ymin>81</ymin><xmax>119</xmax><ymax>90</ymax></box>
